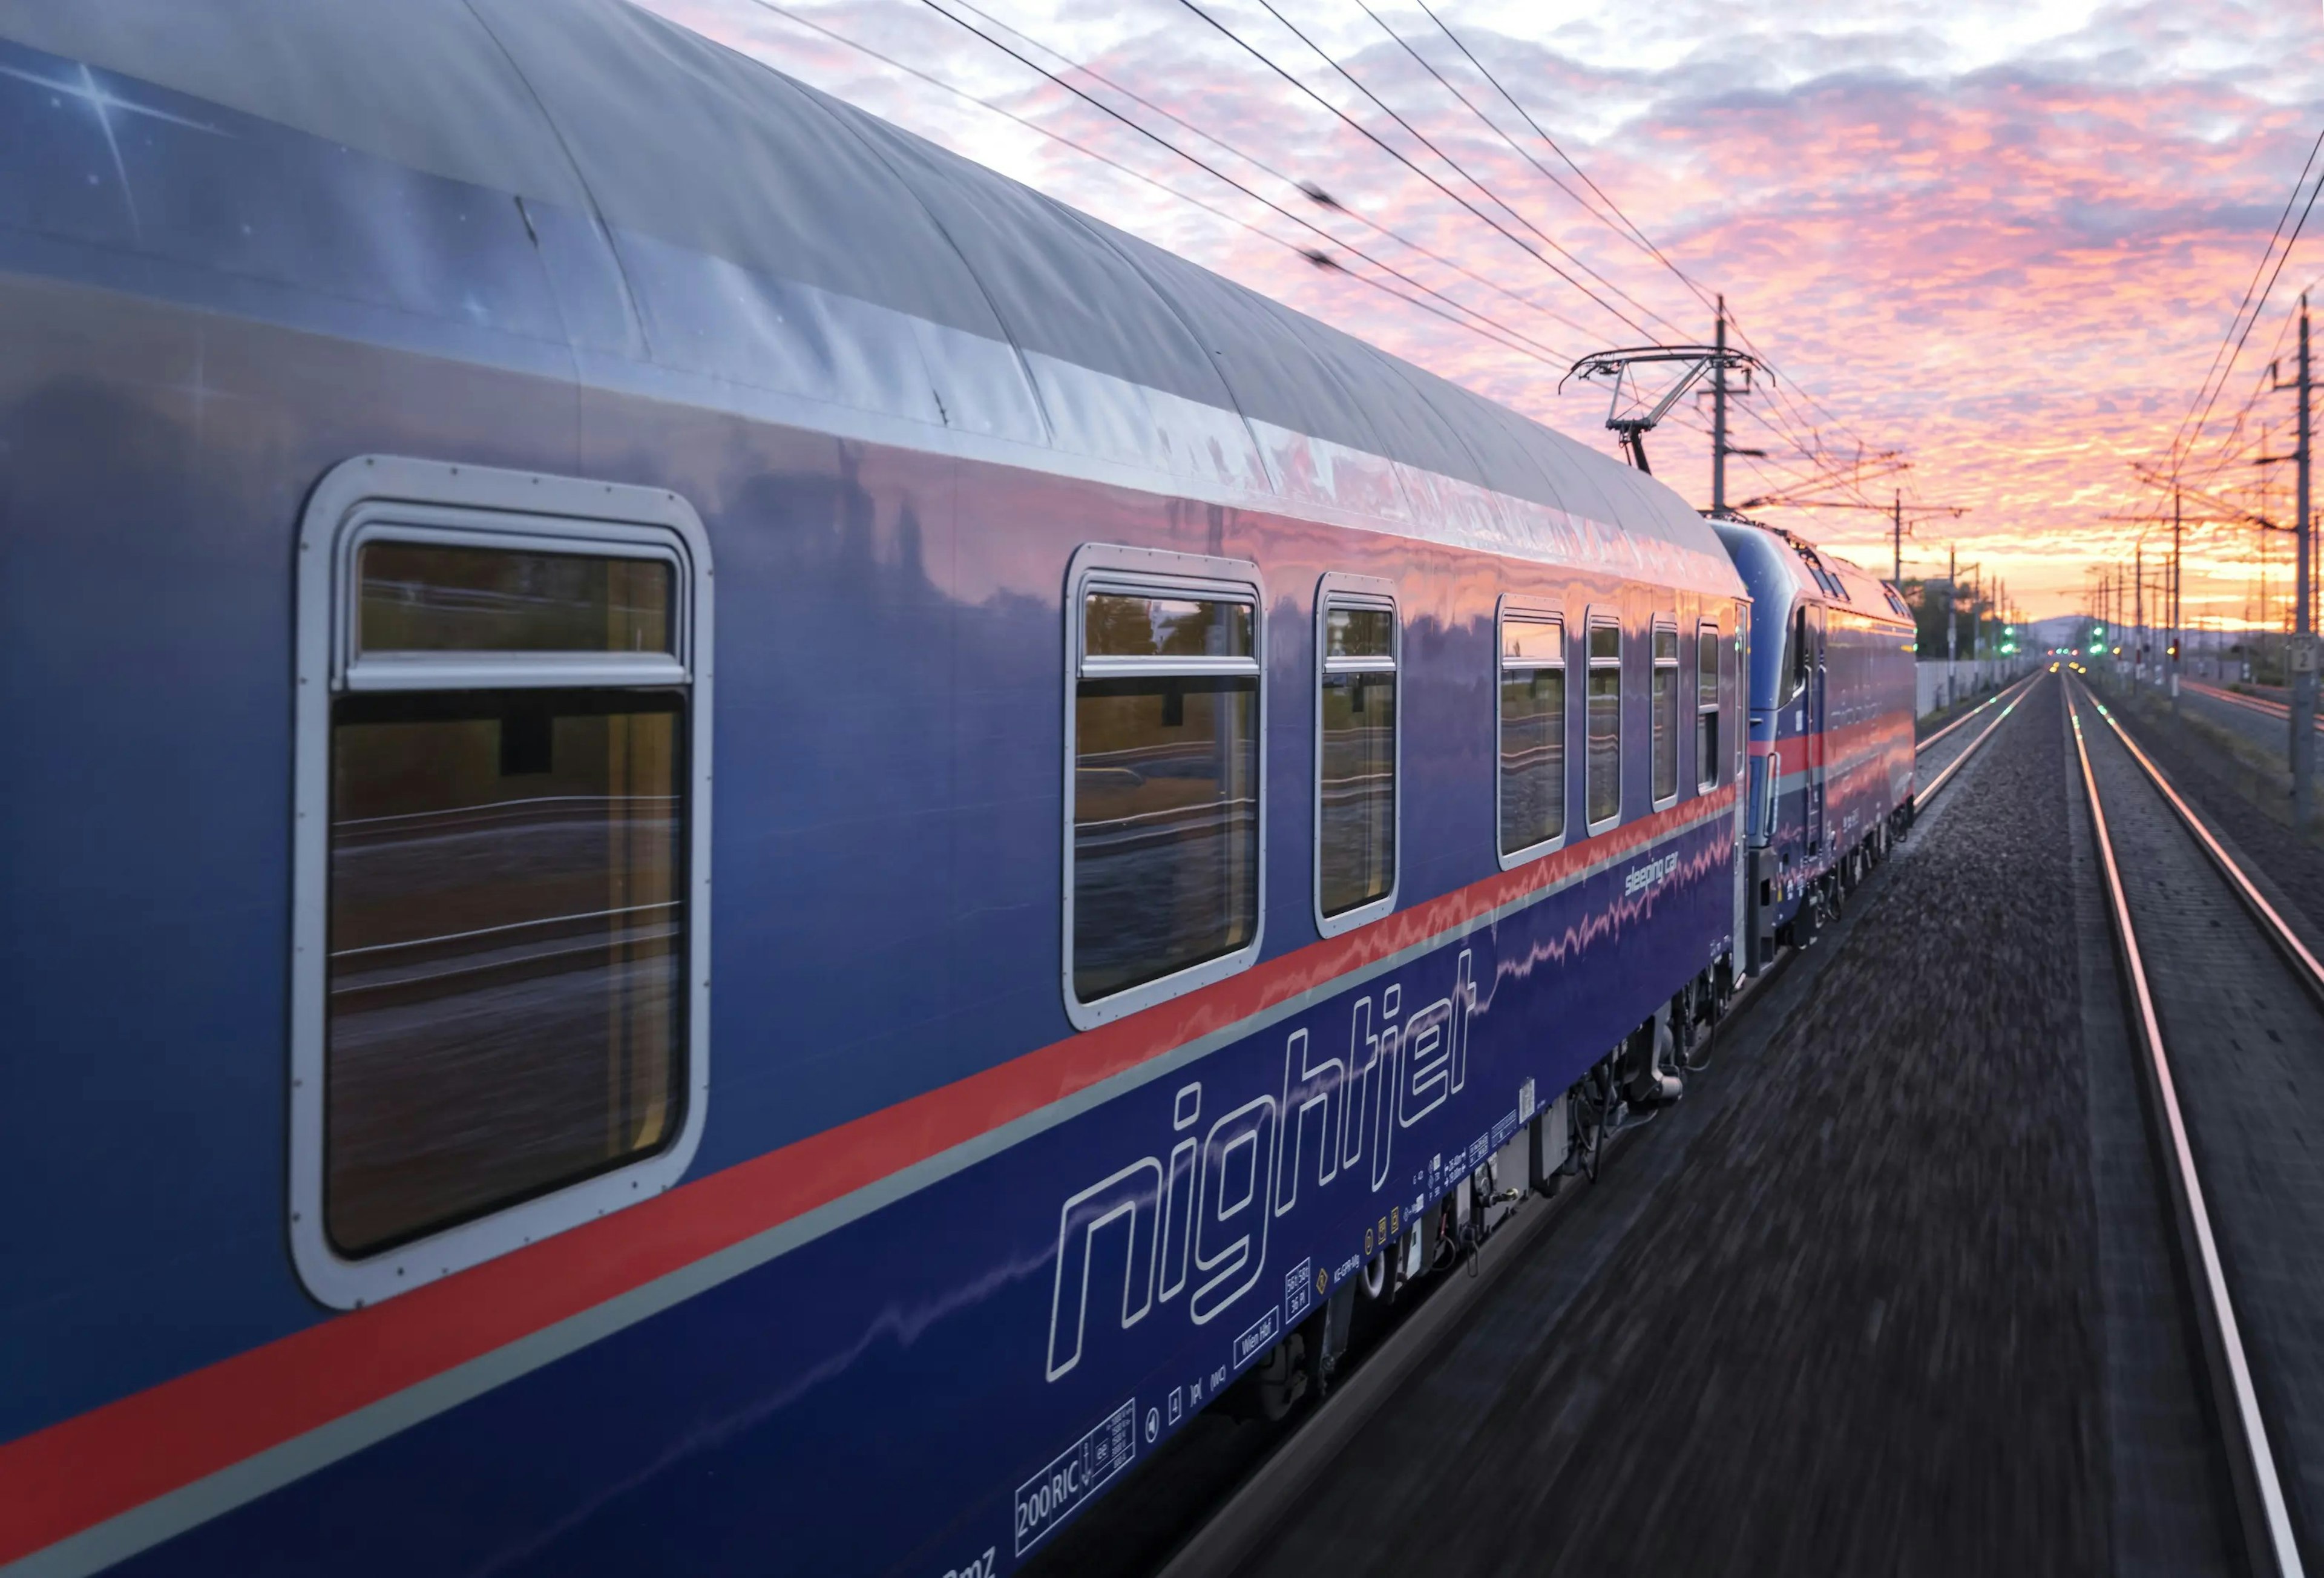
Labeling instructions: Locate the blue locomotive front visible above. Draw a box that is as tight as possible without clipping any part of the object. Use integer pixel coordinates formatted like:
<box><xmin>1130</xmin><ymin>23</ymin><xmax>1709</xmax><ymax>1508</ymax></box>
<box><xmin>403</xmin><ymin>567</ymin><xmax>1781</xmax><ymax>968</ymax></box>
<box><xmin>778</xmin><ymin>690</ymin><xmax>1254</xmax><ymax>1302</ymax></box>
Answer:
<box><xmin>1716</xmin><ymin>522</ymin><xmax>1918</xmax><ymax>963</ymax></box>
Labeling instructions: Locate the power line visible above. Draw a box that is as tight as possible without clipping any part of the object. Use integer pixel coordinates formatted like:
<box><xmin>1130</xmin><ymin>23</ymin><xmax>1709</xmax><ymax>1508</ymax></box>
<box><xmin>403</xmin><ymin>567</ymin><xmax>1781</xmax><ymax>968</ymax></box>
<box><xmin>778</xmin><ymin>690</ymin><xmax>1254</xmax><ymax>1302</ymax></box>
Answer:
<box><xmin>749</xmin><ymin>0</ymin><xmax>1577</xmax><ymax>366</ymax></box>
<box><xmin>743</xmin><ymin>0</ymin><xmax>1910</xmax><ymax>518</ymax></box>
<box><xmin>924</xmin><ymin>0</ymin><xmax>1610</xmax><ymax>347</ymax></box>
<box><xmin>1172</xmin><ymin>0</ymin><xmax>1659</xmax><ymax>338</ymax></box>
<box><xmin>1239</xmin><ymin>1</ymin><xmax>1892</xmax><ymax>499</ymax></box>
<box><xmin>906</xmin><ymin>0</ymin><xmax>1598</xmax><ymax>360</ymax></box>
<box><xmin>2184</xmin><ymin>274</ymin><xmax>2324</xmax><ymax>491</ymax></box>
<box><xmin>1333</xmin><ymin>0</ymin><xmax>1695</xmax><ymax>341</ymax></box>
<box><xmin>2168</xmin><ymin>127</ymin><xmax>2324</xmax><ymax>472</ymax></box>
<box><xmin>1384</xmin><ymin>0</ymin><xmax>1896</xmax><ymax>490</ymax></box>
<box><xmin>1410</xmin><ymin>0</ymin><xmax>1714</xmax><ymax>313</ymax></box>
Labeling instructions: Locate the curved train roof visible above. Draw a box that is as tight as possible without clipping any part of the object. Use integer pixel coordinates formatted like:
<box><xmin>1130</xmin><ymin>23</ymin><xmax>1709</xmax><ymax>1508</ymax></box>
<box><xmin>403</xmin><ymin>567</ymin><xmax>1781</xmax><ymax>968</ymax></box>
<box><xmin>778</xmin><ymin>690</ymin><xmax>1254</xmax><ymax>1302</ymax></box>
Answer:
<box><xmin>0</xmin><ymin>0</ymin><xmax>1739</xmax><ymax>596</ymax></box>
<box><xmin>1711</xmin><ymin>521</ymin><xmax>1911</xmax><ymax>628</ymax></box>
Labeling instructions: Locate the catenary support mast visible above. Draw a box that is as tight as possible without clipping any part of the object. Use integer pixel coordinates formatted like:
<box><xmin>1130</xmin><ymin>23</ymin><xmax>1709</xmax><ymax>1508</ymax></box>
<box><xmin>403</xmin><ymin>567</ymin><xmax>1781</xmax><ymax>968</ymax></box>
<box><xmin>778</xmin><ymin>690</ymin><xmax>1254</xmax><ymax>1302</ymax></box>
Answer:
<box><xmin>1712</xmin><ymin>298</ymin><xmax>1728</xmax><ymax>518</ymax></box>
<box><xmin>2298</xmin><ymin>298</ymin><xmax>2317</xmax><ymax>822</ymax></box>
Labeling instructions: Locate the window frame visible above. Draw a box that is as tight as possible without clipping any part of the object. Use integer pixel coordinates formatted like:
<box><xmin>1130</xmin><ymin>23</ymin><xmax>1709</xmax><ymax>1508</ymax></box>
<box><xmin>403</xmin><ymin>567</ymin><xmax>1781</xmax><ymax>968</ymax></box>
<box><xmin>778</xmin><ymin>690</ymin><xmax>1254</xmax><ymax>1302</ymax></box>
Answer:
<box><xmin>1695</xmin><ymin>619</ymin><xmax>1723</xmax><ymax>793</ymax></box>
<box><xmin>1494</xmin><ymin>599</ymin><xmax>1568</xmax><ymax>871</ymax></box>
<box><xmin>1062</xmin><ymin>543</ymin><xmax>1267</xmax><ymax>1031</ymax></box>
<box><xmin>1649</xmin><ymin>617</ymin><xmax>1681</xmax><ymax>810</ymax></box>
<box><xmin>1311</xmin><ymin>574</ymin><xmax>1400</xmax><ymax>938</ymax></box>
<box><xmin>336</xmin><ymin>515</ymin><xmax>690</xmax><ymax>692</ymax></box>
<box><xmin>290</xmin><ymin>456</ymin><xmax>714</xmax><ymax>1310</ymax></box>
<box><xmin>1584</xmin><ymin>610</ymin><xmax>1624</xmax><ymax>835</ymax></box>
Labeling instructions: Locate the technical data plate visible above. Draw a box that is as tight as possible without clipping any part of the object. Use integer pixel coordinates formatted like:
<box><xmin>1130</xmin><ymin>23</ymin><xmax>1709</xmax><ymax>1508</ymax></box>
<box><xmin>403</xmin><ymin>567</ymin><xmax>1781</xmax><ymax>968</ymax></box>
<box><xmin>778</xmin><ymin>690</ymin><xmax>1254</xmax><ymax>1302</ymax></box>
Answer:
<box><xmin>1014</xmin><ymin>1398</ymin><xmax>1138</xmax><ymax>1557</ymax></box>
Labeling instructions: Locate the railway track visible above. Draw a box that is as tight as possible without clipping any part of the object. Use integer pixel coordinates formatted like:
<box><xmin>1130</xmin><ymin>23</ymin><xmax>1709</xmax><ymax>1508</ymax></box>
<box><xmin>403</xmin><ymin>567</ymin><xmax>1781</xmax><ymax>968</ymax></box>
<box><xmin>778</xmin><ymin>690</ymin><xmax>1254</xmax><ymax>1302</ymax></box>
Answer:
<box><xmin>2184</xmin><ymin>678</ymin><xmax>2324</xmax><ymax>735</ymax></box>
<box><xmin>2067</xmin><ymin>677</ymin><xmax>2324</xmax><ymax>1578</ymax></box>
<box><xmin>1917</xmin><ymin>666</ymin><xmax>2041</xmax><ymax>757</ymax></box>
<box><xmin>1105</xmin><ymin>674</ymin><xmax>2046</xmax><ymax>1578</ymax></box>
<box><xmin>1916</xmin><ymin>667</ymin><xmax>2042</xmax><ymax>796</ymax></box>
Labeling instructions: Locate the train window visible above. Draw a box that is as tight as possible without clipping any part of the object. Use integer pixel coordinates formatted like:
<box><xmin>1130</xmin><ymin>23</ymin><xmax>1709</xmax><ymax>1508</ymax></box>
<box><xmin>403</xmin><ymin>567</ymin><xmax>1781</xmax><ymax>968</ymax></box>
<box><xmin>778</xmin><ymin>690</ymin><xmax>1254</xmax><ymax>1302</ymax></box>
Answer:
<box><xmin>1586</xmin><ymin>616</ymin><xmax>1621</xmax><ymax>829</ymax></box>
<box><xmin>1793</xmin><ymin>541</ymin><xmax>1845</xmax><ymax>600</ymax></box>
<box><xmin>1787</xmin><ymin>606</ymin><xmax>1811</xmax><ymax>702</ymax></box>
<box><xmin>291</xmin><ymin>458</ymin><xmax>713</xmax><ymax>1310</ymax></box>
<box><xmin>357</xmin><ymin>542</ymin><xmax>672</xmax><ymax>656</ymax></box>
<box><xmin>326</xmin><ymin>689</ymin><xmax>683</xmax><ymax>1258</ymax></box>
<box><xmin>1650</xmin><ymin>622</ymin><xmax>1679</xmax><ymax>806</ymax></box>
<box><xmin>1696</xmin><ymin>622</ymin><xmax>1722</xmax><ymax>791</ymax></box>
<box><xmin>1066</xmin><ymin>546</ymin><xmax>1265</xmax><ymax>1028</ymax></box>
<box><xmin>1497</xmin><ymin>607</ymin><xmax>1566</xmax><ymax>866</ymax></box>
<box><xmin>1315</xmin><ymin>577</ymin><xmax>1399</xmax><ymax>936</ymax></box>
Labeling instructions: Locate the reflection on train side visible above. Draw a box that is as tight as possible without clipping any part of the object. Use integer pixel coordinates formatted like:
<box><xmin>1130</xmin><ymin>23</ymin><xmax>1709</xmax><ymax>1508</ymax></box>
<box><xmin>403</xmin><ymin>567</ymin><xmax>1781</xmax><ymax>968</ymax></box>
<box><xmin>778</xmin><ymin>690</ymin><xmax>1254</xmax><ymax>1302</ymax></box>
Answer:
<box><xmin>1072</xmin><ymin>680</ymin><xmax>1258</xmax><ymax>1001</ymax></box>
<box><xmin>326</xmin><ymin>697</ymin><xmax>684</xmax><ymax>1259</ymax></box>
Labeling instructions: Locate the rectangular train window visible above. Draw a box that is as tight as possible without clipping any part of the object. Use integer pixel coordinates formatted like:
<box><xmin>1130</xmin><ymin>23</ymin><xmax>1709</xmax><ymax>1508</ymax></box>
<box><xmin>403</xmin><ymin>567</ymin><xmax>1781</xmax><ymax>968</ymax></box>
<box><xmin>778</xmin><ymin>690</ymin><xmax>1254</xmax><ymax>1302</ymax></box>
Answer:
<box><xmin>292</xmin><ymin>458</ymin><xmax>713</xmax><ymax>1310</ymax></box>
<box><xmin>1587</xmin><ymin>617</ymin><xmax>1622</xmax><ymax>829</ymax></box>
<box><xmin>1315</xmin><ymin>577</ymin><xmax>1398</xmax><ymax>934</ymax></box>
<box><xmin>1696</xmin><ymin>621</ymin><xmax>1722</xmax><ymax>791</ymax></box>
<box><xmin>1497</xmin><ymin>609</ymin><xmax>1566</xmax><ymax>864</ymax></box>
<box><xmin>1068</xmin><ymin>550</ymin><xmax>1264</xmax><ymax>1024</ymax></box>
<box><xmin>1650</xmin><ymin>622</ymin><xmax>1679</xmax><ymax>805</ymax></box>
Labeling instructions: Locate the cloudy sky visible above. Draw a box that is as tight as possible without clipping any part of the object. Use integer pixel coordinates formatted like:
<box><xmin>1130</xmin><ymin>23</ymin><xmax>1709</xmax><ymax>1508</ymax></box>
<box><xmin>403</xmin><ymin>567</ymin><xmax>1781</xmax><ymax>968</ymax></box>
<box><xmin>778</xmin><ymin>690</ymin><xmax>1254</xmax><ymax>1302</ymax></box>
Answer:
<box><xmin>651</xmin><ymin>0</ymin><xmax>2324</xmax><ymax>622</ymax></box>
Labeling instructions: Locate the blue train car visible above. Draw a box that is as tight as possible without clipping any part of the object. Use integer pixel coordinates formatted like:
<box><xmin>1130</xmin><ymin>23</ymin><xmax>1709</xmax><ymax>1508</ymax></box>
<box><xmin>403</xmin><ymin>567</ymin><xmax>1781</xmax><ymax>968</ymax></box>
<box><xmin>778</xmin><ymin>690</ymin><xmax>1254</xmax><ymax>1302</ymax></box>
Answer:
<box><xmin>1713</xmin><ymin>522</ymin><xmax>1917</xmax><ymax>961</ymax></box>
<box><xmin>1</xmin><ymin>4</ymin><xmax>1756</xmax><ymax>1575</ymax></box>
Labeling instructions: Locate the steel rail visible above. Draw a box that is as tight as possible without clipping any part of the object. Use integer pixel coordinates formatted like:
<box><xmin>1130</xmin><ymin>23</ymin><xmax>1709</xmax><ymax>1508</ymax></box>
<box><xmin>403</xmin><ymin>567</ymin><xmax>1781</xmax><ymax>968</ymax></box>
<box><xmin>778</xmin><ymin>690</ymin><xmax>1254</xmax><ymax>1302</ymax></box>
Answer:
<box><xmin>1917</xmin><ymin>668</ymin><xmax>2042</xmax><ymax>803</ymax></box>
<box><xmin>2184</xmin><ymin>678</ymin><xmax>2324</xmax><ymax>735</ymax></box>
<box><xmin>2064</xmin><ymin>680</ymin><xmax>2306</xmax><ymax>1578</ymax></box>
<box><xmin>1153</xmin><ymin>679</ymin><xmax>2037</xmax><ymax>1578</ymax></box>
<box><xmin>1915</xmin><ymin>668</ymin><xmax>2040</xmax><ymax>755</ymax></box>
<box><xmin>2082</xmin><ymin>694</ymin><xmax>2324</xmax><ymax>1009</ymax></box>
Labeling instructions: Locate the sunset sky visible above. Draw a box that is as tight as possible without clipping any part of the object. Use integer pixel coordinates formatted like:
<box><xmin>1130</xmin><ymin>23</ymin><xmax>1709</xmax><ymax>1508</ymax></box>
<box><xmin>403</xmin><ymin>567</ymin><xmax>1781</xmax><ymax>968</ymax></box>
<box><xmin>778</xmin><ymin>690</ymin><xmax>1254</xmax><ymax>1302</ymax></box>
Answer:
<box><xmin>653</xmin><ymin>0</ymin><xmax>2324</xmax><ymax>623</ymax></box>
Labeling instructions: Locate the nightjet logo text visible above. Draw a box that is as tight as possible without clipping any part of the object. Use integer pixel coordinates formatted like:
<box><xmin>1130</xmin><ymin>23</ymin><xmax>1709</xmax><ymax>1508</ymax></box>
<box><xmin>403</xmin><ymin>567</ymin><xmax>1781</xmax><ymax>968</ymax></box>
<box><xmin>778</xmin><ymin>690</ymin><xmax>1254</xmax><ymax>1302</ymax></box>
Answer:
<box><xmin>1045</xmin><ymin>952</ymin><xmax>1474</xmax><ymax>1381</ymax></box>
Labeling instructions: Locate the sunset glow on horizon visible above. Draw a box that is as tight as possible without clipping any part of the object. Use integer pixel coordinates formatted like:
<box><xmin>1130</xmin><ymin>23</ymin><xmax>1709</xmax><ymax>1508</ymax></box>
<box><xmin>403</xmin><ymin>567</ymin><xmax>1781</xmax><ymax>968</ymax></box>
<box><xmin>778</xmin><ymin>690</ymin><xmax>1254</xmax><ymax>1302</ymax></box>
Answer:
<box><xmin>661</xmin><ymin>0</ymin><xmax>2324</xmax><ymax>623</ymax></box>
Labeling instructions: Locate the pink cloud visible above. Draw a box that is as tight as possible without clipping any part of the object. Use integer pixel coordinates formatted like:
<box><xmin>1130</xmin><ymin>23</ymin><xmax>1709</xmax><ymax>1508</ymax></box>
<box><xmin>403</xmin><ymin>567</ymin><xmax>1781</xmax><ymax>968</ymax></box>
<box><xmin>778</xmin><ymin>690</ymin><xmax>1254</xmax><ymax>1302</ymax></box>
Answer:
<box><xmin>661</xmin><ymin>0</ymin><xmax>2324</xmax><ymax>617</ymax></box>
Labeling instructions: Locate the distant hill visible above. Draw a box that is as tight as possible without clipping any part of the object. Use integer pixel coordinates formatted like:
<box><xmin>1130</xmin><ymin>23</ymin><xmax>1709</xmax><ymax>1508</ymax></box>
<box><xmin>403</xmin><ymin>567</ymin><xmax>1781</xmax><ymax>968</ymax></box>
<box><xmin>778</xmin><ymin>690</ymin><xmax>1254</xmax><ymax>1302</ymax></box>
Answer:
<box><xmin>2026</xmin><ymin>615</ymin><xmax>2092</xmax><ymax>652</ymax></box>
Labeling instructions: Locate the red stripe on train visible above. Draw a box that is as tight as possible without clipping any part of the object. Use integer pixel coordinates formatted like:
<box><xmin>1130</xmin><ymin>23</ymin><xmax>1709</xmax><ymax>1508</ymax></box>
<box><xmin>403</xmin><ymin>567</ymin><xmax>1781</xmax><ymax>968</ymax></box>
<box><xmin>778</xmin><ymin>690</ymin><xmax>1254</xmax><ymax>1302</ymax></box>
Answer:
<box><xmin>0</xmin><ymin>792</ymin><xmax>1736</xmax><ymax>1563</ymax></box>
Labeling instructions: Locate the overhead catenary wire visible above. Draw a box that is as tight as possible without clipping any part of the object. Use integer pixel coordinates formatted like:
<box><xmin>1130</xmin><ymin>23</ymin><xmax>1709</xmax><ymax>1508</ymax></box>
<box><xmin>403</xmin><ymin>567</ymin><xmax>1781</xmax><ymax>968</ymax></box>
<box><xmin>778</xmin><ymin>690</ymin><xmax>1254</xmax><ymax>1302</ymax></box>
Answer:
<box><xmin>2168</xmin><ymin>125</ymin><xmax>2324</xmax><ymax>473</ymax></box>
<box><xmin>743</xmin><ymin>0</ymin><xmax>1912</xmax><ymax>521</ymax></box>
<box><xmin>747</xmin><ymin>0</ymin><xmax>1582</xmax><ymax>366</ymax></box>
<box><xmin>1371</xmin><ymin>0</ymin><xmax>1899</xmax><ymax>495</ymax></box>
<box><xmin>944</xmin><ymin>0</ymin><xmax>1896</xmax><ymax>503</ymax></box>
<box><xmin>1170</xmin><ymin>0</ymin><xmax>1664</xmax><ymax>339</ymax></box>
<box><xmin>1410</xmin><ymin>0</ymin><xmax>1716</xmax><ymax>314</ymax></box>
<box><xmin>2182</xmin><ymin>274</ymin><xmax>2324</xmax><ymax>493</ymax></box>
<box><xmin>925</xmin><ymin>0</ymin><xmax>1612</xmax><ymax>347</ymax></box>
<box><xmin>1184</xmin><ymin>0</ymin><xmax>1884</xmax><ymax>498</ymax></box>
<box><xmin>1359</xmin><ymin>0</ymin><xmax>1703</xmax><ymax>339</ymax></box>
<box><xmin>1325</xmin><ymin>0</ymin><xmax>1698</xmax><ymax>343</ymax></box>
<box><xmin>912</xmin><ymin>0</ymin><xmax>1619</xmax><ymax>364</ymax></box>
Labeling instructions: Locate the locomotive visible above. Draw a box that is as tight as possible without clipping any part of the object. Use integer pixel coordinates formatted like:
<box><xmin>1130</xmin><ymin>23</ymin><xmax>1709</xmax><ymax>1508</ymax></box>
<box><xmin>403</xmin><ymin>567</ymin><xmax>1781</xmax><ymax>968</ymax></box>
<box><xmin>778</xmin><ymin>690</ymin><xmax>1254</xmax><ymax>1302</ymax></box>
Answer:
<box><xmin>0</xmin><ymin>2</ymin><xmax>1915</xmax><ymax>1574</ymax></box>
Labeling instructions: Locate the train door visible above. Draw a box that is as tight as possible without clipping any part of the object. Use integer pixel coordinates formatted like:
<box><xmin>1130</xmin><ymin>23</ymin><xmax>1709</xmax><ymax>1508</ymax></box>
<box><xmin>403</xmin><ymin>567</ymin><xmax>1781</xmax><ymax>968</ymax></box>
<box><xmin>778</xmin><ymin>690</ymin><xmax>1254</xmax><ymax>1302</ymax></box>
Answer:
<box><xmin>1805</xmin><ymin>603</ymin><xmax>1827</xmax><ymax>855</ymax></box>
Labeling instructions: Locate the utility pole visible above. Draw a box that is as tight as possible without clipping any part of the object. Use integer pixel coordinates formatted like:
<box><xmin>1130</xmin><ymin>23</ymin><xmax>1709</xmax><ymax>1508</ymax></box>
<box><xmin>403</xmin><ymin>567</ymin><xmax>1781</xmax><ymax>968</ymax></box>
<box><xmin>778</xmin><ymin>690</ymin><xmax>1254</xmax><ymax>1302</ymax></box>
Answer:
<box><xmin>2299</xmin><ymin>295</ymin><xmax>2318</xmax><ymax>823</ymax></box>
<box><xmin>1712</xmin><ymin>298</ymin><xmax>1728</xmax><ymax>518</ymax></box>
<box><xmin>2172</xmin><ymin>489</ymin><xmax>2182</xmax><ymax>709</ymax></box>
<box><xmin>1946</xmin><ymin>544</ymin><xmax>1957</xmax><ymax>665</ymax></box>
<box><xmin>1892</xmin><ymin>490</ymin><xmax>1903</xmax><ymax>586</ymax></box>
<box><xmin>2135</xmin><ymin>540</ymin><xmax>2144</xmax><ymax>682</ymax></box>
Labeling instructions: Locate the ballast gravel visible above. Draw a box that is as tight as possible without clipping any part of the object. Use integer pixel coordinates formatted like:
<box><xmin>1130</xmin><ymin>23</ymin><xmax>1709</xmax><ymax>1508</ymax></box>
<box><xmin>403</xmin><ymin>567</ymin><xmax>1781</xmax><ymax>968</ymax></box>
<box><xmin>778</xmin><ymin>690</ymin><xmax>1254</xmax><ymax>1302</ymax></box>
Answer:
<box><xmin>1243</xmin><ymin>677</ymin><xmax>2121</xmax><ymax>1577</ymax></box>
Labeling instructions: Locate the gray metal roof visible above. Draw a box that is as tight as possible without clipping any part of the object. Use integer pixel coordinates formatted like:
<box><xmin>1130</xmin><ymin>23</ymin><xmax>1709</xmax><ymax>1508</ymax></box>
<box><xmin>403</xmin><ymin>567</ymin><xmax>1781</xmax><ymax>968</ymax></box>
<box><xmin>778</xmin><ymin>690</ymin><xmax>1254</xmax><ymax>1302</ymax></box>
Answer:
<box><xmin>1</xmin><ymin>0</ymin><xmax>1742</xmax><ymax>594</ymax></box>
